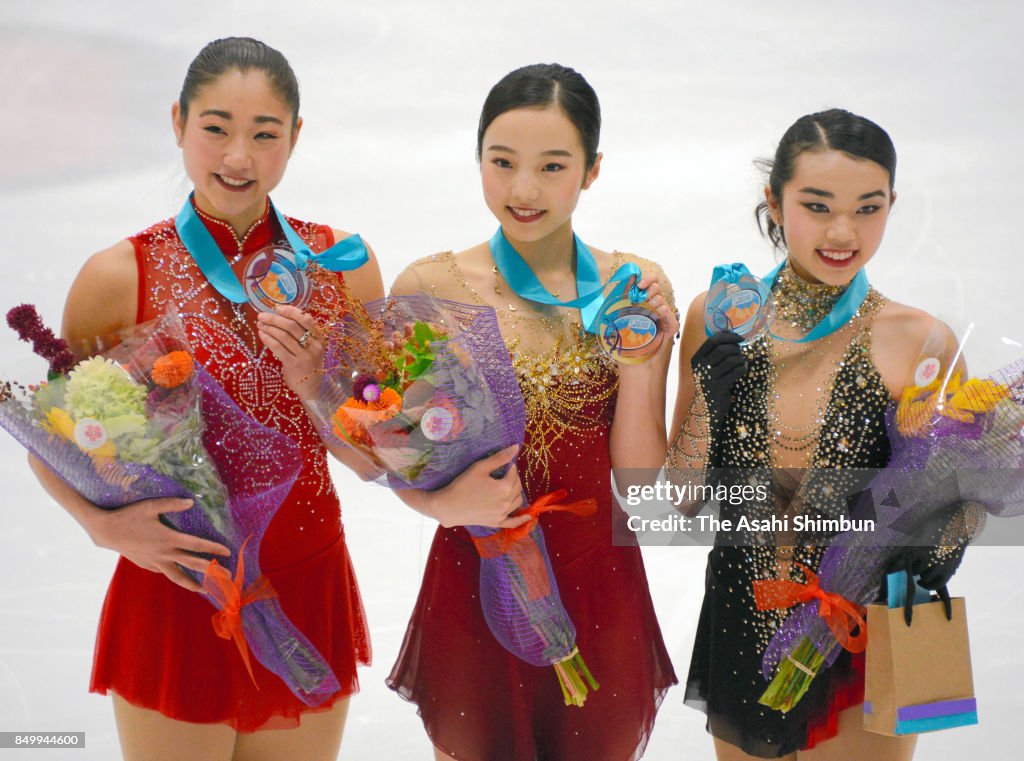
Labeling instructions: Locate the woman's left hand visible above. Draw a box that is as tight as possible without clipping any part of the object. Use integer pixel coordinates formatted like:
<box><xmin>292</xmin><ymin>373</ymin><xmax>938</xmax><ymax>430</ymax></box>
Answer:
<box><xmin>256</xmin><ymin>305</ymin><xmax>325</xmax><ymax>399</ymax></box>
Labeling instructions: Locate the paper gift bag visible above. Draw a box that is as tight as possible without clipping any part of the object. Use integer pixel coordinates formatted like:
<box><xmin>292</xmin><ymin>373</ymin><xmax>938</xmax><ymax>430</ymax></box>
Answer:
<box><xmin>863</xmin><ymin>573</ymin><xmax>978</xmax><ymax>736</ymax></box>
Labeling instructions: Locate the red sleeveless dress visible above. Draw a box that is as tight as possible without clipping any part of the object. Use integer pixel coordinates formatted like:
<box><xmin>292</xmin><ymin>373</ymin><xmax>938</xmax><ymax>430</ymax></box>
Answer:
<box><xmin>387</xmin><ymin>277</ymin><xmax>677</xmax><ymax>760</ymax></box>
<box><xmin>89</xmin><ymin>201</ymin><xmax>372</xmax><ymax>731</ymax></box>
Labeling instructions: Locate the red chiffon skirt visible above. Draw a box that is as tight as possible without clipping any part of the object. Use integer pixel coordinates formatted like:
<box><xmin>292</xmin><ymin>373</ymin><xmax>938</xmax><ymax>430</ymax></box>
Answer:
<box><xmin>90</xmin><ymin>530</ymin><xmax>371</xmax><ymax>732</ymax></box>
<box><xmin>387</xmin><ymin>524</ymin><xmax>677</xmax><ymax>761</ymax></box>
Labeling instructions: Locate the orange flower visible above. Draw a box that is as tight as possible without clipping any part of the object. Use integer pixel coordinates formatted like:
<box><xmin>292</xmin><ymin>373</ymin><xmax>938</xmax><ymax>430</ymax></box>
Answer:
<box><xmin>332</xmin><ymin>387</ymin><xmax>403</xmax><ymax>447</ymax></box>
<box><xmin>152</xmin><ymin>351</ymin><xmax>194</xmax><ymax>388</ymax></box>
<box><xmin>333</xmin><ymin>410</ymin><xmax>372</xmax><ymax>447</ymax></box>
<box><xmin>342</xmin><ymin>386</ymin><xmax>401</xmax><ymax>413</ymax></box>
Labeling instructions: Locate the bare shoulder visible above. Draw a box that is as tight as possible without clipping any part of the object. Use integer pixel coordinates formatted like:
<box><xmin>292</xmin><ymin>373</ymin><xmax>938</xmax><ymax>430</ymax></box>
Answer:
<box><xmin>598</xmin><ymin>248</ymin><xmax>677</xmax><ymax>309</ymax></box>
<box><xmin>62</xmin><ymin>239</ymin><xmax>139</xmax><ymax>343</ymax></box>
<box><xmin>612</xmin><ymin>249</ymin><xmax>663</xmax><ymax>272</ymax></box>
<box><xmin>451</xmin><ymin>242</ymin><xmax>492</xmax><ymax>272</ymax></box>
<box><xmin>390</xmin><ymin>253</ymin><xmax>437</xmax><ymax>297</ymax></box>
<box><xmin>875</xmin><ymin>298</ymin><xmax>947</xmax><ymax>346</ymax></box>
<box><xmin>79</xmin><ymin>239</ymin><xmax>137</xmax><ymax>281</ymax></box>
<box><xmin>874</xmin><ymin>298</ymin><xmax>957</xmax><ymax>362</ymax></box>
<box><xmin>392</xmin><ymin>243</ymin><xmax>488</xmax><ymax>299</ymax></box>
<box><xmin>330</xmin><ymin>228</ymin><xmax>384</xmax><ymax>303</ymax></box>
<box><xmin>679</xmin><ymin>290</ymin><xmax>711</xmax><ymax>359</ymax></box>
<box><xmin>685</xmin><ymin>289</ymin><xmax>710</xmax><ymax>312</ymax></box>
<box><xmin>600</xmin><ymin>248</ymin><xmax>667</xmax><ymax>281</ymax></box>
<box><xmin>873</xmin><ymin>298</ymin><xmax>958</xmax><ymax>398</ymax></box>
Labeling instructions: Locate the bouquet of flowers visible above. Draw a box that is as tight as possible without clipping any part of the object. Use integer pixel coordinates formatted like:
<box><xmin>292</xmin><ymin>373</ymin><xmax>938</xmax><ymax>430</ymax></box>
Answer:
<box><xmin>314</xmin><ymin>293</ymin><xmax>599</xmax><ymax>706</ymax></box>
<box><xmin>0</xmin><ymin>305</ymin><xmax>339</xmax><ymax>705</ymax></box>
<box><xmin>754</xmin><ymin>327</ymin><xmax>1024</xmax><ymax>713</ymax></box>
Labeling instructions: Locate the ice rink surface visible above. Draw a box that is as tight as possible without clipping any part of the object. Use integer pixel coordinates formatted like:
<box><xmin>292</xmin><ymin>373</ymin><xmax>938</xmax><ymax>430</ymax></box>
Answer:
<box><xmin>1</xmin><ymin>1</ymin><xmax>1022</xmax><ymax>758</ymax></box>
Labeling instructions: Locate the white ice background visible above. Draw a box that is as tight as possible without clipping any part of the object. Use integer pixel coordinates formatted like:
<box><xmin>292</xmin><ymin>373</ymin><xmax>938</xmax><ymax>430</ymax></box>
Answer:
<box><xmin>1</xmin><ymin>1</ymin><xmax>1022</xmax><ymax>758</ymax></box>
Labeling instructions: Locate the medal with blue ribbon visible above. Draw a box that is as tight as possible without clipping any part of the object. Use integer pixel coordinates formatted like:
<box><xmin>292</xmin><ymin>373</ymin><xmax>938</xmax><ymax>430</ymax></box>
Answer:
<box><xmin>704</xmin><ymin>263</ymin><xmax>775</xmax><ymax>341</ymax></box>
<box><xmin>704</xmin><ymin>260</ymin><xmax>869</xmax><ymax>343</ymax></box>
<box><xmin>175</xmin><ymin>194</ymin><xmax>369</xmax><ymax>312</ymax></box>
<box><xmin>488</xmin><ymin>228</ymin><xmax>663</xmax><ymax>363</ymax></box>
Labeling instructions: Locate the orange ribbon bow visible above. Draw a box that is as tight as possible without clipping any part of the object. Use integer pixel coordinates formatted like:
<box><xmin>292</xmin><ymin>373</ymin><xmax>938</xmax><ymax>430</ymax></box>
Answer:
<box><xmin>201</xmin><ymin>537</ymin><xmax>278</xmax><ymax>687</ymax></box>
<box><xmin>752</xmin><ymin>562</ymin><xmax>867</xmax><ymax>654</ymax></box>
<box><xmin>471</xmin><ymin>489</ymin><xmax>597</xmax><ymax>600</ymax></box>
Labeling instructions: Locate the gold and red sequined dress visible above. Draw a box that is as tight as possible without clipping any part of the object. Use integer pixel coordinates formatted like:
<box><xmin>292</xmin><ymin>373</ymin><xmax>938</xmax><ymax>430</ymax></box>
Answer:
<box><xmin>386</xmin><ymin>252</ymin><xmax>677</xmax><ymax>761</ymax></box>
<box><xmin>88</xmin><ymin>202</ymin><xmax>371</xmax><ymax>731</ymax></box>
<box><xmin>672</xmin><ymin>265</ymin><xmax>892</xmax><ymax>757</ymax></box>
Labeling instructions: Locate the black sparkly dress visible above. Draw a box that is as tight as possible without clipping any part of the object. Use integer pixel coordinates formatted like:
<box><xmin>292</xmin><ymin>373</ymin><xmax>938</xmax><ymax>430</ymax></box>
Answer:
<box><xmin>682</xmin><ymin>267</ymin><xmax>893</xmax><ymax>757</ymax></box>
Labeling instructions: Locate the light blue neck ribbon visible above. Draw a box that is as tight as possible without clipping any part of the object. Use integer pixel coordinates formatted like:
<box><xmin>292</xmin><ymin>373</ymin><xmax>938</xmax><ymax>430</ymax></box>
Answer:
<box><xmin>174</xmin><ymin>194</ymin><xmax>369</xmax><ymax>304</ymax></box>
<box><xmin>488</xmin><ymin>227</ymin><xmax>643</xmax><ymax>334</ymax></box>
<box><xmin>708</xmin><ymin>260</ymin><xmax>869</xmax><ymax>343</ymax></box>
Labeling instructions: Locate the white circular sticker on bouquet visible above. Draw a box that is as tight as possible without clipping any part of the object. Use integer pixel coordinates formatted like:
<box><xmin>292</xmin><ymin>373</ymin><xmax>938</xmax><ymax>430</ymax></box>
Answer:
<box><xmin>420</xmin><ymin>407</ymin><xmax>454</xmax><ymax>441</ymax></box>
<box><xmin>914</xmin><ymin>357</ymin><xmax>941</xmax><ymax>387</ymax></box>
<box><xmin>74</xmin><ymin>418</ymin><xmax>109</xmax><ymax>450</ymax></box>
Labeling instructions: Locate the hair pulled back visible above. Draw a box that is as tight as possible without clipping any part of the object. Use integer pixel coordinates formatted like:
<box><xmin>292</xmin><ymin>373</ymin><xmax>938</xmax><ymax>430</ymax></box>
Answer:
<box><xmin>477</xmin><ymin>63</ymin><xmax>601</xmax><ymax>170</ymax></box>
<box><xmin>755</xmin><ymin>108</ymin><xmax>897</xmax><ymax>250</ymax></box>
<box><xmin>179</xmin><ymin>37</ymin><xmax>300</xmax><ymax>128</ymax></box>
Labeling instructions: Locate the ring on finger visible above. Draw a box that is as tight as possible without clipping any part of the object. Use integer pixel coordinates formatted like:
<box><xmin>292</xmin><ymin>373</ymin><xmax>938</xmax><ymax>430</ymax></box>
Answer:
<box><xmin>297</xmin><ymin>329</ymin><xmax>312</xmax><ymax>348</ymax></box>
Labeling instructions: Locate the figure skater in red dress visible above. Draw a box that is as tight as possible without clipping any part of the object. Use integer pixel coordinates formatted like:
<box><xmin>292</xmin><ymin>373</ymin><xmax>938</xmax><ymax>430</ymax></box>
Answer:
<box><xmin>28</xmin><ymin>37</ymin><xmax>383</xmax><ymax>761</ymax></box>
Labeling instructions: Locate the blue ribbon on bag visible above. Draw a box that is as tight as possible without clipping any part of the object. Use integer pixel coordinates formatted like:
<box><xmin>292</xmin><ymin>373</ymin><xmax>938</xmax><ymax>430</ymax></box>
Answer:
<box><xmin>885</xmin><ymin>570</ymin><xmax>932</xmax><ymax>609</ymax></box>
<box><xmin>706</xmin><ymin>260</ymin><xmax>869</xmax><ymax>343</ymax></box>
<box><xmin>488</xmin><ymin>227</ymin><xmax>644</xmax><ymax>334</ymax></box>
<box><xmin>175</xmin><ymin>194</ymin><xmax>369</xmax><ymax>304</ymax></box>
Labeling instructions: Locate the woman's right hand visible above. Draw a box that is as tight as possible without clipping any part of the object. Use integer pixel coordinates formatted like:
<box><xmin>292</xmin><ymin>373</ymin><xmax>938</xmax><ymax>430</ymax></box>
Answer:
<box><xmin>87</xmin><ymin>498</ymin><xmax>231</xmax><ymax>592</ymax></box>
<box><xmin>426</xmin><ymin>445</ymin><xmax>530</xmax><ymax>529</ymax></box>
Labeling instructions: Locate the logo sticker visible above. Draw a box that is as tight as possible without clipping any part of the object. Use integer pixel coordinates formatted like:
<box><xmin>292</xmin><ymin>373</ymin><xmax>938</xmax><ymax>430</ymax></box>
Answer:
<box><xmin>74</xmin><ymin>418</ymin><xmax>108</xmax><ymax>450</ymax></box>
<box><xmin>914</xmin><ymin>357</ymin><xmax>941</xmax><ymax>387</ymax></box>
<box><xmin>421</xmin><ymin>407</ymin><xmax>455</xmax><ymax>441</ymax></box>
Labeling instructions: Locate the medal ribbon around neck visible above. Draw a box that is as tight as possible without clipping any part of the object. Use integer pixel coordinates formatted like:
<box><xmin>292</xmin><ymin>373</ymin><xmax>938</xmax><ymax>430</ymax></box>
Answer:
<box><xmin>175</xmin><ymin>193</ymin><xmax>369</xmax><ymax>304</ymax></box>
<box><xmin>488</xmin><ymin>227</ymin><xmax>644</xmax><ymax>334</ymax></box>
<box><xmin>707</xmin><ymin>261</ymin><xmax>869</xmax><ymax>343</ymax></box>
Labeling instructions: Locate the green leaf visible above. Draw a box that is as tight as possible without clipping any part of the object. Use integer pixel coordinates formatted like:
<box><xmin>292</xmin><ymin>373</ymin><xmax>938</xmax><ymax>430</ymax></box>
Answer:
<box><xmin>414</xmin><ymin>321</ymin><xmax>433</xmax><ymax>346</ymax></box>
<box><xmin>406</xmin><ymin>358</ymin><xmax>434</xmax><ymax>379</ymax></box>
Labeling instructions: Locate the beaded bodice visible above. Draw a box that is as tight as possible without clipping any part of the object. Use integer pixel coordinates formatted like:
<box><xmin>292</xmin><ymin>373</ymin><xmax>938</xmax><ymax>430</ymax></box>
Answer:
<box><xmin>398</xmin><ymin>250</ymin><xmax>655</xmax><ymax>497</ymax></box>
<box><xmin>713</xmin><ymin>303</ymin><xmax>892</xmax><ymax>472</ymax></box>
<box><xmin>132</xmin><ymin>208</ymin><xmax>346</xmax><ymax>569</ymax></box>
<box><xmin>700</xmin><ymin>274</ymin><xmax>893</xmax><ymax>650</ymax></box>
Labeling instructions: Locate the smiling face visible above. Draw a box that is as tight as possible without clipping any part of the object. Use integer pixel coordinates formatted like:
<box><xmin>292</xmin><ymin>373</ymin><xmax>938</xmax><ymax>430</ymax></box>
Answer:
<box><xmin>172</xmin><ymin>68</ymin><xmax>301</xmax><ymax>232</ymax></box>
<box><xmin>479</xmin><ymin>105</ymin><xmax>600</xmax><ymax>245</ymax></box>
<box><xmin>767</xmin><ymin>149</ymin><xmax>894</xmax><ymax>286</ymax></box>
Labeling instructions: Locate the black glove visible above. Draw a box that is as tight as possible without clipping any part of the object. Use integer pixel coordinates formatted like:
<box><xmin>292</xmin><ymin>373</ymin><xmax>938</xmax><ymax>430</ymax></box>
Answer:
<box><xmin>690</xmin><ymin>331</ymin><xmax>748</xmax><ymax>433</ymax></box>
<box><xmin>885</xmin><ymin>494</ymin><xmax>972</xmax><ymax>626</ymax></box>
<box><xmin>886</xmin><ymin>544</ymin><xmax>965</xmax><ymax>626</ymax></box>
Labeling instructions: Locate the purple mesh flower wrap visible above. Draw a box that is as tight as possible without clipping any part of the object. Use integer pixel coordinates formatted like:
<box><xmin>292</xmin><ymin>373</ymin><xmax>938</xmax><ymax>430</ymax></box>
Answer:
<box><xmin>318</xmin><ymin>294</ymin><xmax>596</xmax><ymax>701</ymax></box>
<box><xmin>761</xmin><ymin>358</ymin><xmax>1024</xmax><ymax>682</ymax></box>
<box><xmin>0</xmin><ymin>310</ymin><xmax>340</xmax><ymax>705</ymax></box>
